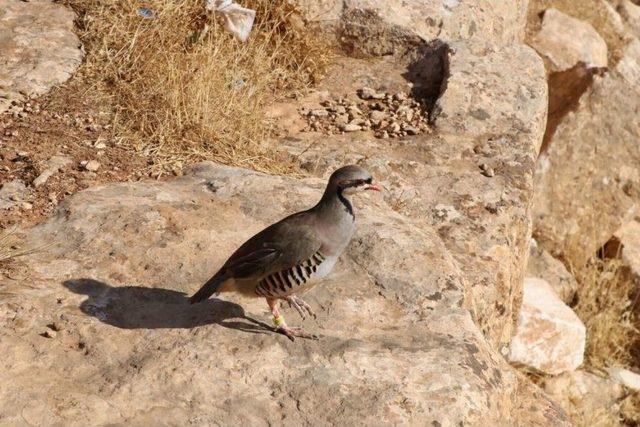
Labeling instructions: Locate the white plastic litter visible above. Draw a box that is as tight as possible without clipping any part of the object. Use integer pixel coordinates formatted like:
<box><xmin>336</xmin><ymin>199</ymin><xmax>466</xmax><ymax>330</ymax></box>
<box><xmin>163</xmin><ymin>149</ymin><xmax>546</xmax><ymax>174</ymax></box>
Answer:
<box><xmin>205</xmin><ymin>0</ymin><xmax>256</xmax><ymax>42</ymax></box>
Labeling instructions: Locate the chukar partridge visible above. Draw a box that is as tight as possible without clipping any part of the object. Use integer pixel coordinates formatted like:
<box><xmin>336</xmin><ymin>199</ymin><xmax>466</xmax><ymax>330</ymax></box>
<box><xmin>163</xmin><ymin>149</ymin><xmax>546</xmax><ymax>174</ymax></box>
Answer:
<box><xmin>190</xmin><ymin>165</ymin><xmax>381</xmax><ymax>340</ymax></box>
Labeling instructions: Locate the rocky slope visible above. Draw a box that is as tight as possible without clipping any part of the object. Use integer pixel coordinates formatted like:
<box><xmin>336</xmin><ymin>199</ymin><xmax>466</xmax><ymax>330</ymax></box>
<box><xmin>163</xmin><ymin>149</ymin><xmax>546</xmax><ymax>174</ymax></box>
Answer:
<box><xmin>0</xmin><ymin>160</ymin><xmax>572</xmax><ymax>425</ymax></box>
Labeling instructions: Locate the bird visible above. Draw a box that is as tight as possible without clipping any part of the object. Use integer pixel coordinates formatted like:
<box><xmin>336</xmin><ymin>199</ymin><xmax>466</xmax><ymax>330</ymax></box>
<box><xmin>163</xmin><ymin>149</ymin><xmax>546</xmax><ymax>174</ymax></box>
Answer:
<box><xmin>189</xmin><ymin>165</ymin><xmax>381</xmax><ymax>341</ymax></box>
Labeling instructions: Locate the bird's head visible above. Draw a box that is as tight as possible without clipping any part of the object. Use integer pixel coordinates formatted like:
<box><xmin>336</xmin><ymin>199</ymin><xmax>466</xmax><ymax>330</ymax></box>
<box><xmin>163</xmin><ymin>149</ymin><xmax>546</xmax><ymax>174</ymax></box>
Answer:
<box><xmin>328</xmin><ymin>165</ymin><xmax>381</xmax><ymax>196</ymax></box>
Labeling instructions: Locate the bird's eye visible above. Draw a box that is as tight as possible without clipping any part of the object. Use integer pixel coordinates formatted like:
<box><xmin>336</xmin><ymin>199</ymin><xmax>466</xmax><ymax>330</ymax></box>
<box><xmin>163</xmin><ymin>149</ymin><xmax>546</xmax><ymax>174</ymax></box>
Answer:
<box><xmin>365</xmin><ymin>177</ymin><xmax>372</xmax><ymax>184</ymax></box>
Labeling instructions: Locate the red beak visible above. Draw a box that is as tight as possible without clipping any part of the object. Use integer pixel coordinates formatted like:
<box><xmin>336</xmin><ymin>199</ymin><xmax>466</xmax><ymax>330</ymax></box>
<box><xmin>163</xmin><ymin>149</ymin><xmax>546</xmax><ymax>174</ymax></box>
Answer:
<box><xmin>365</xmin><ymin>183</ymin><xmax>382</xmax><ymax>192</ymax></box>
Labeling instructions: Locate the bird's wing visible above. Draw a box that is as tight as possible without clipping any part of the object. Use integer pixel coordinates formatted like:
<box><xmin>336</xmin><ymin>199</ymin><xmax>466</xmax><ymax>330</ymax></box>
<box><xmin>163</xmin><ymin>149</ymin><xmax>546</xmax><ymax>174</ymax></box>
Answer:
<box><xmin>220</xmin><ymin>211</ymin><xmax>322</xmax><ymax>280</ymax></box>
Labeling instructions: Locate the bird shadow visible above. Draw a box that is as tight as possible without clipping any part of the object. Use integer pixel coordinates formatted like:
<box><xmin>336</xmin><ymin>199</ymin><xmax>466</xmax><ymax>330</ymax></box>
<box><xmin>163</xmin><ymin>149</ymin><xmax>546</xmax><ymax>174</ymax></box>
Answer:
<box><xmin>62</xmin><ymin>278</ymin><xmax>273</xmax><ymax>335</ymax></box>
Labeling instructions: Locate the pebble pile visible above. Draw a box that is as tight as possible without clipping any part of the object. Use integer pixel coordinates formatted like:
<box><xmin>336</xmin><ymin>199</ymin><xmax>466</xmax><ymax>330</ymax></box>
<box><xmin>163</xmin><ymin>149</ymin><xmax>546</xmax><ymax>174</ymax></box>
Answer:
<box><xmin>300</xmin><ymin>87</ymin><xmax>431</xmax><ymax>138</ymax></box>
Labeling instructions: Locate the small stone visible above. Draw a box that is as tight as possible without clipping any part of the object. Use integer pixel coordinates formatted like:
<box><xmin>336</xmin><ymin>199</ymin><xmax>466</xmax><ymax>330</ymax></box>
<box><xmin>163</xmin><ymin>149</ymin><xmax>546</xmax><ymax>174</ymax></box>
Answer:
<box><xmin>309</xmin><ymin>109</ymin><xmax>329</xmax><ymax>117</ymax></box>
<box><xmin>334</xmin><ymin>114</ymin><xmax>349</xmax><ymax>126</ymax></box>
<box><xmin>41</xmin><ymin>330</ymin><xmax>57</xmax><ymax>339</ymax></box>
<box><xmin>33</xmin><ymin>155</ymin><xmax>73</xmax><ymax>187</ymax></box>
<box><xmin>394</xmin><ymin>92</ymin><xmax>408</xmax><ymax>101</ymax></box>
<box><xmin>20</xmin><ymin>202</ymin><xmax>33</xmax><ymax>210</ymax></box>
<box><xmin>389</xmin><ymin>122</ymin><xmax>401</xmax><ymax>133</ymax></box>
<box><xmin>358</xmin><ymin>87</ymin><xmax>377</xmax><ymax>99</ymax></box>
<box><xmin>347</xmin><ymin>105</ymin><xmax>363</xmax><ymax>116</ymax></box>
<box><xmin>47</xmin><ymin>322</ymin><xmax>62</xmax><ymax>332</ymax></box>
<box><xmin>370</xmin><ymin>110</ymin><xmax>387</xmax><ymax>123</ymax></box>
<box><xmin>341</xmin><ymin>124</ymin><xmax>362</xmax><ymax>132</ymax></box>
<box><xmin>334</xmin><ymin>106</ymin><xmax>346</xmax><ymax>114</ymax></box>
<box><xmin>480</xmin><ymin>163</ymin><xmax>495</xmax><ymax>177</ymax></box>
<box><xmin>83</xmin><ymin>160</ymin><xmax>100</xmax><ymax>172</ymax></box>
<box><xmin>94</xmin><ymin>142</ymin><xmax>107</xmax><ymax>150</ymax></box>
<box><xmin>404</xmin><ymin>125</ymin><xmax>419</xmax><ymax>135</ymax></box>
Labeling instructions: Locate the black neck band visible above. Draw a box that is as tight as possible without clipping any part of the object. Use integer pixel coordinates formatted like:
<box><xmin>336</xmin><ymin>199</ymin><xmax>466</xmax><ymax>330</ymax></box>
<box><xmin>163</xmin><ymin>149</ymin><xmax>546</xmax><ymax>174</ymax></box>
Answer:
<box><xmin>337</xmin><ymin>187</ymin><xmax>354</xmax><ymax>219</ymax></box>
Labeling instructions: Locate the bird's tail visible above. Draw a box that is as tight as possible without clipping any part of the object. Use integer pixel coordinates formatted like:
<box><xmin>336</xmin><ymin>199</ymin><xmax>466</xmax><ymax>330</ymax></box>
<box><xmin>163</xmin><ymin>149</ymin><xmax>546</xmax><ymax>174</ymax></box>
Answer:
<box><xmin>189</xmin><ymin>273</ymin><xmax>225</xmax><ymax>304</ymax></box>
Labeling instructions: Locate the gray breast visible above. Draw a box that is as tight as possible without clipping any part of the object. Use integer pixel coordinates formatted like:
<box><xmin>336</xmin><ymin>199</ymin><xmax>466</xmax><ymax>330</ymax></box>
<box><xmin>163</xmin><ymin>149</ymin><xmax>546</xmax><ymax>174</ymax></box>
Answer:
<box><xmin>255</xmin><ymin>251</ymin><xmax>326</xmax><ymax>297</ymax></box>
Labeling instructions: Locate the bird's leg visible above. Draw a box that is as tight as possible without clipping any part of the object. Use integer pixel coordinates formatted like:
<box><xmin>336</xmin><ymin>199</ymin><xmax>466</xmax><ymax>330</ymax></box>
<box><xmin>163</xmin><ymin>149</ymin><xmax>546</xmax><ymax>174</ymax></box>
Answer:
<box><xmin>285</xmin><ymin>295</ymin><xmax>316</xmax><ymax>319</ymax></box>
<box><xmin>266</xmin><ymin>297</ymin><xmax>318</xmax><ymax>341</ymax></box>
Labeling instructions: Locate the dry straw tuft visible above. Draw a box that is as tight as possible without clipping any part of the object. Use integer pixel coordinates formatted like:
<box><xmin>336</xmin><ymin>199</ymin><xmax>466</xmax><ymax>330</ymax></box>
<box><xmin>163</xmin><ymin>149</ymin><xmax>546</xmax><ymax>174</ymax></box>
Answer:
<box><xmin>568</xmin><ymin>254</ymin><xmax>640</xmax><ymax>425</ymax></box>
<box><xmin>571</xmin><ymin>256</ymin><xmax>639</xmax><ymax>371</ymax></box>
<box><xmin>0</xmin><ymin>227</ymin><xmax>45</xmax><ymax>264</ymax></box>
<box><xmin>63</xmin><ymin>0</ymin><xmax>331</xmax><ymax>173</ymax></box>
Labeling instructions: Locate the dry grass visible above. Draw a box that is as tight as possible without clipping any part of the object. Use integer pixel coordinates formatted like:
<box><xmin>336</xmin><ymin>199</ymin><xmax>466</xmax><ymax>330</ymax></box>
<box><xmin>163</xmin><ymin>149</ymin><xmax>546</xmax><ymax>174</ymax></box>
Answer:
<box><xmin>0</xmin><ymin>227</ymin><xmax>43</xmax><ymax>264</ymax></box>
<box><xmin>523</xmin><ymin>246</ymin><xmax>640</xmax><ymax>425</ymax></box>
<box><xmin>564</xmin><ymin>254</ymin><xmax>640</xmax><ymax>426</ymax></box>
<box><xmin>571</xmin><ymin>257</ymin><xmax>639</xmax><ymax>370</ymax></box>
<box><xmin>62</xmin><ymin>0</ymin><xmax>331</xmax><ymax>173</ymax></box>
<box><xmin>620</xmin><ymin>392</ymin><xmax>640</xmax><ymax>426</ymax></box>
<box><xmin>566</xmin><ymin>405</ymin><xmax>622</xmax><ymax>427</ymax></box>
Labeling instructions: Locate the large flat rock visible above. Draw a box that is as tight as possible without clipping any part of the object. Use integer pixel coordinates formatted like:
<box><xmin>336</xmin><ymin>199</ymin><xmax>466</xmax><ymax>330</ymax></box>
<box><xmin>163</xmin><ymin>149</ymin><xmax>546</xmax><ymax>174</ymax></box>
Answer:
<box><xmin>0</xmin><ymin>0</ymin><xmax>83</xmax><ymax>112</ymax></box>
<box><xmin>280</xmin><ymin>39</ymin><xmax>548</xmax><ymax>350</ymax></box>
<box><xmin>0</xmin><ymin>163</ymin><xmax>567</xmax><ymax>425</ymax></box>
<box><xmin>533</xmin><ymin>39</ymin><xmax>640</xmax><ymax>264</ymax></box>
<box><xmin>298</xmin><ymin>0</ymin><xmax>528</xmax><ymax>55</ymax></box>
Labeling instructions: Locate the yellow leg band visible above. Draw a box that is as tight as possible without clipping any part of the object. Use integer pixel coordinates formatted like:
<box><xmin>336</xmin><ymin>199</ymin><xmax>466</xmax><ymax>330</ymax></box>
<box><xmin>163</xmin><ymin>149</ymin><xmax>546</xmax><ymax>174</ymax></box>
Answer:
<box><xmin>274</xmin><ymin>315</ymin><xmax>285</xmax><ymax>328</ymax></box>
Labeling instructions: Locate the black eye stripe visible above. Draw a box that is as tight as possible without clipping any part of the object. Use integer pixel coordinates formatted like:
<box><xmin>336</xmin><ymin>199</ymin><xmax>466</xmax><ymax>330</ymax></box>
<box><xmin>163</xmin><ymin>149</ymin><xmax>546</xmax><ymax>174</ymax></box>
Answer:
<box><xmin>341</xmin><ymin>178</ymin><xmax>371</xmax><ymax>188</ymax></box>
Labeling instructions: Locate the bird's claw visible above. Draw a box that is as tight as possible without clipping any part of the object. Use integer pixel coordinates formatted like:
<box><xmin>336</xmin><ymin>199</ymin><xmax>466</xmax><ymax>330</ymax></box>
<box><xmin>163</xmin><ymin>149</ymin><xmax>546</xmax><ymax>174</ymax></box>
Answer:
<box><xmin>285</xmin><ymin>296</ymin><xmax>316</xmax><ymax>320</ymax></box>
<box><xmin>276</xmin><ymin>325</ymin><xmax>319</xmax><ymax>342</ymax></box>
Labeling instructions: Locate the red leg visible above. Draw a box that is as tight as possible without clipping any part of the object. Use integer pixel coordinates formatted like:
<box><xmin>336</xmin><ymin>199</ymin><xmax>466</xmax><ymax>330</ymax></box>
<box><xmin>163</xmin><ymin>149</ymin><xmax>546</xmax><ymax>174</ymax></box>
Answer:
<box><xmin>266</xmin><ymin>298</ymin><xmax>318</xmax><ymax>341</ymax></box>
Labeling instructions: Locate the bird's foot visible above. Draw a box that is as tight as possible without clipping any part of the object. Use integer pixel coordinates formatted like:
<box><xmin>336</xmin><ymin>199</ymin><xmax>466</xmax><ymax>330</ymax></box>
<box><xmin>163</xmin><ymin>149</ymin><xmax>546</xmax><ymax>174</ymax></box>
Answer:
<box><xmin>285</xmin><ymin>295</ymin><xmax>316</xmax><ymax>320</ymax></box>
<box><xmin>276</xmin><ymin>325</ymin><xmax>319</xmax><ymax>342</ymax></box>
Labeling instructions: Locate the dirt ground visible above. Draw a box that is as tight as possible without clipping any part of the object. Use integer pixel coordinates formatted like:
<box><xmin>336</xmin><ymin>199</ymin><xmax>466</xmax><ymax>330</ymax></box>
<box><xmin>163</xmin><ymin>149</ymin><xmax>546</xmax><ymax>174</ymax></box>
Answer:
<box><xmin>0</xmin><ymin>77</ymin><xmax>169</xmax><ymax>229</ymax></box>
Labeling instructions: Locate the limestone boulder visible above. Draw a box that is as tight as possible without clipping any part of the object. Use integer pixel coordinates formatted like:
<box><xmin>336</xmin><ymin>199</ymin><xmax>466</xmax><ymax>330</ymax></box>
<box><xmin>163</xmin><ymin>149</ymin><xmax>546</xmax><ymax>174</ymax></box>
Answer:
<box><xmin>297</xmin><ymin>0</ymin><xmax>529</xmax><ymax>56</ymax></box>
<box><xmin>432</xmin><ymin>41</ymin><xmax>548</xmax><ymax>152</ymax></box>
<box><xmin>527</xmin><ymin>239</ymin><xmax>578</xmax><ymax>304</ymax></box>
<box><xmin>542</xmin><ymin>370</ymin><xmax>624</xmax><ymax>417</ymax></box>
<box><xmin>606</xmin><ymin>367</ymin><xmax>640</xmax><ymax>391</ymax></box>
<box><xmin>526</xmin><ymin>0</ymin><xmax>632</xmax><ymax>66</ymax></box>
<box><xmin>533</xmin><ymin>39</ymin><xmax>640</xmax><ymax>265</ymax></box>
<box><xmin>0</xmin><ymin>0</ymin><xmax>83</xmax><ymax>113</ymax></box>
<box><xmin>618</xmin><ymin>0</ymin><xmax>640</xmax><ymax>37</ymax></box>
<box><xmin>530</xmin><ymin>8</ymin><xmax>608</xmax><ymax>72</ymax></box>
<box><xmin>509</xmin><ymin>277</ymin><xmax>586</xmax><ymax>375</ymax></box>
<box><xmin>0</xmin><ymin>163</ymin><xmax>568</xmax><ymax>425</ymax></box>
<box><xmin>611</xmin><ymin>218</ymin><xmax>640</xmax><ymax>284</ymax></box>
